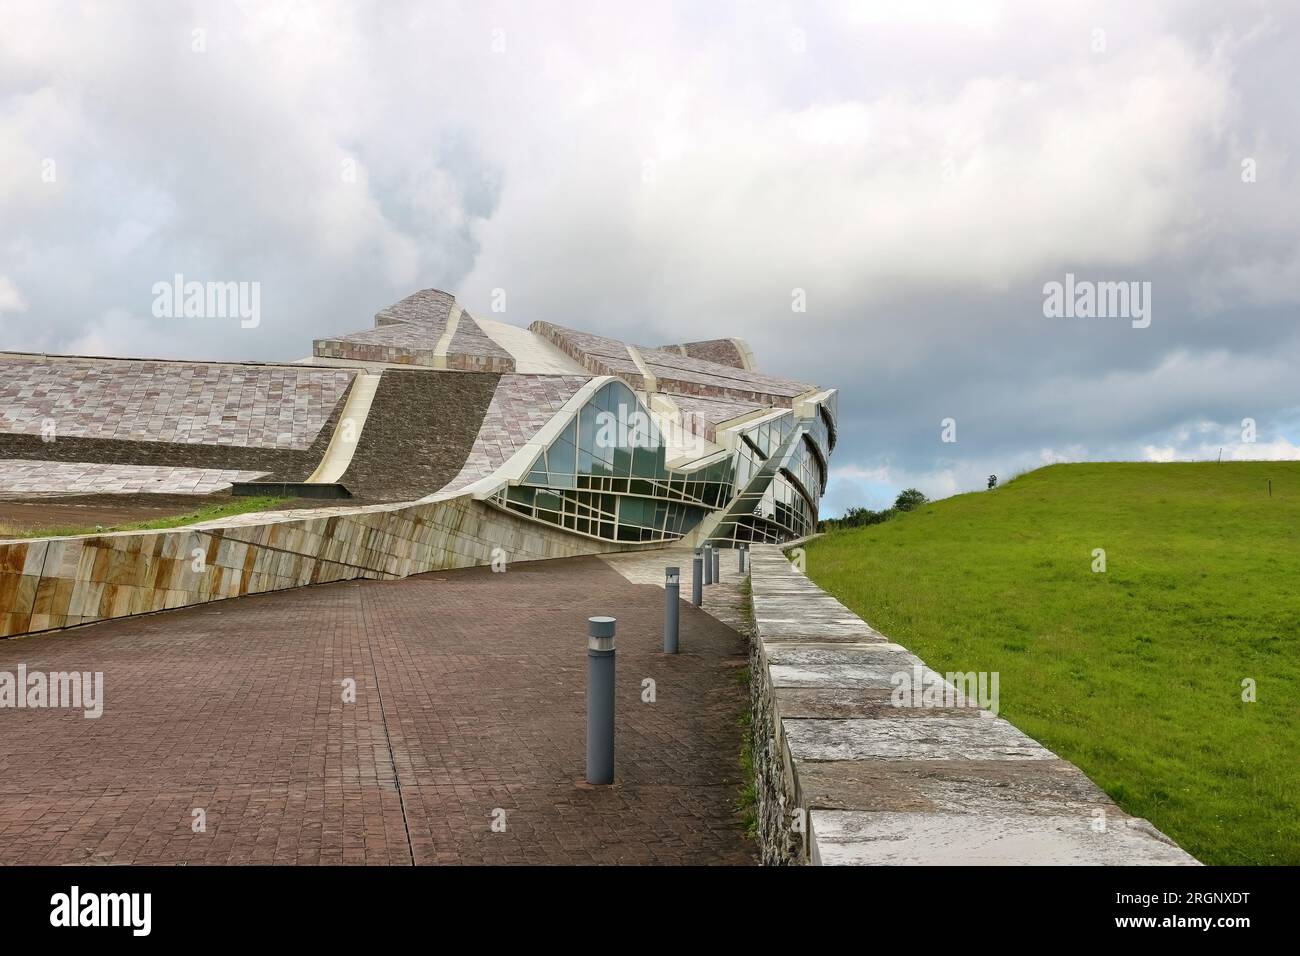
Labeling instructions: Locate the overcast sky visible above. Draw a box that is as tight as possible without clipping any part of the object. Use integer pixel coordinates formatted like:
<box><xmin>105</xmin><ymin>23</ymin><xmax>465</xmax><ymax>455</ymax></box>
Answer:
<box><xmin>2</xmin><ymin>0</ymin><xmax>1297</xmax><ymax>513</ymax></box>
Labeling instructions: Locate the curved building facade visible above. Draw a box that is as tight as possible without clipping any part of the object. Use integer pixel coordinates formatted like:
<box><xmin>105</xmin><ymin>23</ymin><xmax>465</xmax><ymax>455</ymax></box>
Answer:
<box><xmin>0</xmin><ymin>289</ymin><xmax>835</xmax><ymax>637</ymax></box>
<box><xmin>486</xmin><ymin>378</ymin><xmax>836</xmax><ymax>546</ymax></box>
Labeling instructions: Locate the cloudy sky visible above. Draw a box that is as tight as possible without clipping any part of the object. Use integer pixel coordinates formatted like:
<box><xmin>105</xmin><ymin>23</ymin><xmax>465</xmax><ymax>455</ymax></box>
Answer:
<box><xmin>2</xmin><ymin>0</ymin><xmax>1297</xmax><ymax>513</ymax></box>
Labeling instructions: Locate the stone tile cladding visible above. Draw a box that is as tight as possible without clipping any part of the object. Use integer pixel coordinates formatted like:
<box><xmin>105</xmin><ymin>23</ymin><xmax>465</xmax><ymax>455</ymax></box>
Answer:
<box><xmin>0</xmin><ymin>460</ymin><xmax>267</xmax><ymax>496</ymax></box>
<box><xmin>319</xmin><ymin>322</ymin><xmax>439</xmax><ymax>350</ymax></box>
<box><xmin>668</xmin><ymin>339</ymin><xmax>747</xmax><ymax>370</ymax></box>
<box><xmin>531</xmin><ymin>322</ymin><xmax>811</xmax><ymax>407</ymax></box>
<box><xmin>313</xmin><ymin>290</ymin><xmax>514</xmax><ymax>372</ymax></box>
<box><xmin>0</xmin><ymin>368</ymin><xmax>355</xmax><ymax>493</ymax></box>
<box><xmin>0</xmin><ymin>495</ymin><xmax>654</xmax><ymax>638</ymax></box>
<box><xmin>0</xmin><ymin>357</ymin><xmax>354</xmax><ymax>451</ymax></box>
<box><xmin>445</xmin><ymin>315</ymin><xmax>515</xmax><ymax>372</ymax></box>
<box><xmin>666</xmin><ymin>393</ymin><xmax>765</xmax><ymax>442</ymax></box>
<box><xmin>527</xmin><ymin>322</ymin><xmax>646</xmax><ymax>387</ymax></box>
<box><xmin>375</xmin><ymin>288</ymin><xmax>456</xmax><ymax>326</ymax></box>
<box><xmin>439</xmin><ymin>374</ymin><xmax>591</xmax><ymax>494</ymax></box>
<box><xmin>338</xmin><ymin>369</ymin><xmax>500</xmax><ymax>502</ymax></box>
<box><xmin>638</xmin><ymin>345</ymin><xmax>810</xmax><ymax>404</ymax></box>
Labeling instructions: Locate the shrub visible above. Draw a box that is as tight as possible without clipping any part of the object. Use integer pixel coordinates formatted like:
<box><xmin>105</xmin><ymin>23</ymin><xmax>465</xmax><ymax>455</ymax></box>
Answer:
<box><xmin>894</xmin><ymin>488</ymin><xmax>929</xmax><ymax>512</ymax></box>
<box><xmin>821</xmin><ymin>505</ymin><xmax>897</xmax><ymax>531</ymax></box>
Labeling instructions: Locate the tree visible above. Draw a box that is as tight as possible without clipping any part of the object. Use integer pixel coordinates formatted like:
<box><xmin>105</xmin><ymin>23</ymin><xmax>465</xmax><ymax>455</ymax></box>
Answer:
<box><xmin>894</xmin><ymin>488</ymin><xmax>928</xmax><ymax>512</ymax></box>
<box><xmin>843</xmin><ymin>506</ymin><xmax>872</xmax><ymax>526</ymax></box>
<box><xmin>824</xmin><ymin>505</ymin><xmax>898</xmax><ymax>531</ymax></box>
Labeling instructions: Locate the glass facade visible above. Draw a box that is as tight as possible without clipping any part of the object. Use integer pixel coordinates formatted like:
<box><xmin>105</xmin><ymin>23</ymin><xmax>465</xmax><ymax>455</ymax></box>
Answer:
<box><xmin>486</xmin><ymin>378</ymin><xmax>834</xmax><ymax>546</ymax></box>
<box><xmin>707</xmin><ymin>420</ymin><xmax>826</xmax><ymax>546</ymax></box>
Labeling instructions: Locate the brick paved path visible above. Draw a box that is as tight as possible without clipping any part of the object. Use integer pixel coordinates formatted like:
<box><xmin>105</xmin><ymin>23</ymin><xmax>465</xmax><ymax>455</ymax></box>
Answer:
<box><xmin>0</xmin><ymin>556</ymin><xmax>755</xmax><ymax>865</ymax></box>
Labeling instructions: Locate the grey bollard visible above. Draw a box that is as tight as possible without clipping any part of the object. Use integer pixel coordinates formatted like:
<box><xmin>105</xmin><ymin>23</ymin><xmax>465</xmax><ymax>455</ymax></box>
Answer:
<box><xmin>704</xmin><ymin>544</ymin><xmax>714</xmax><ymax>585</ymax></box>
<box><xmin>664</xmin><ymin>567</ymin><xmax>680</xmax><ymax>654</ymax></box>
<box><xmin>692</xmin><ymin>549</ymin><xmax>703</xmax><ymax>606</ymax></box>
<box><xmin>586</xmin><ymin>616</ymin><xmax>616</xmax><ymax>785</ymax></box>
<box><xmin>712</xmin><ymin>545</ymin><xmax>721</xmax><ymax>583</ymax></box>
<box><xmin>739</xmin><ymin>544</ymin><xmax>747</xmax><ymax>574</ymax></box>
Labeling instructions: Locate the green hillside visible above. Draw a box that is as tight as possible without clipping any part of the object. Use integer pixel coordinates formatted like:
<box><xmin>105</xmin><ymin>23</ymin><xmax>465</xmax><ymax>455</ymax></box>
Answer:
<box><xmin>804</xmin><ymin>461</ymin><xmax>1300</xmax><ymax>865</ymax></box>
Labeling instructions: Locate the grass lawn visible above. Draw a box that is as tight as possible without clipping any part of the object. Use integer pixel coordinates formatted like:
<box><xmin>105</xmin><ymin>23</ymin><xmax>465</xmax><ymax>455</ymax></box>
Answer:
<box><xmin>804</xmin><ymin>461</ymin><xmax>1299</xmax><ymax>865</ymax></box>
<box><xmin>0</xmin><ymin>495</ymin><xmax>290</xmax><ymax>539</ymax></box>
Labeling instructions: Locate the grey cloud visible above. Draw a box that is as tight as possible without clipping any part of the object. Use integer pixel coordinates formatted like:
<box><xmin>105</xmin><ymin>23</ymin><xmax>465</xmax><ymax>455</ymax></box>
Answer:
<box><xmin>1</xmin><ymin>0</ymin><xmax>1297</xmax><ymax>516</ymax></box>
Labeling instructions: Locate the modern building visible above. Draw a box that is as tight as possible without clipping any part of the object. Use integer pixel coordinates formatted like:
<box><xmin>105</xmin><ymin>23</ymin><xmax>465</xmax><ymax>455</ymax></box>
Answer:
<box><xmin>0</xmin><ymin>290</ymin><xmax>835</xmax><ymax>637</ymax></box>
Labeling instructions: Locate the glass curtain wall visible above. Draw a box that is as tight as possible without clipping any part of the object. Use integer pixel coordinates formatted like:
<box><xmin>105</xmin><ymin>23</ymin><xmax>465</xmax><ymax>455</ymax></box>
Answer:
<box><xmin>488</xmin><ymin>379</ymin><xmax>830</xmax><ymax>545</ymax></box>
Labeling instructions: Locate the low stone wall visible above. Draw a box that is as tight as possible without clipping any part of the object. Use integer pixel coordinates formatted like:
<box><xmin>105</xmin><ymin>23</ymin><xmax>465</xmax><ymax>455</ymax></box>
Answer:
<box><xmin>0</xmin><ymin>495</ymin><xmax>641</xmax><ymax>639</ymax></box>
<box><xmin>745</xmin><ymin>544</ymin><xmax>1198</xmax><ymax>866</ymax></box>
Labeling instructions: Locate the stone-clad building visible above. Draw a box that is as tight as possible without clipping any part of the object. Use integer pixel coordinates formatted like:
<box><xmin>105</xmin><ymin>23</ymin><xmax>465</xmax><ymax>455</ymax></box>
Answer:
<box><xmin>0</xmin><ymin>290</ymin><xmax>835</xmax><ymax>637</ymax></box>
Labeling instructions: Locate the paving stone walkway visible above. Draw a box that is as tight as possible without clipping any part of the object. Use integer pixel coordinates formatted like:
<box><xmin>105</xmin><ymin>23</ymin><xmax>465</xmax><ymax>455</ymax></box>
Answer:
<box><xmin>600</xmin><ymin>544</ymin><xmax>754</xmax><ymax>637</ymax></box>
<box><xmin>0</xmin><ymin>555</ymin><xmax>755</xmax><ymax>865</ymax></box>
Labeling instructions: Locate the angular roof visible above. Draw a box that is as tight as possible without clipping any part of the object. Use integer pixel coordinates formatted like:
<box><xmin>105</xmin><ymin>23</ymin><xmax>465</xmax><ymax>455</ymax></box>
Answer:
<box><xmin>660</xmin><ymin>338</ymin><xmax>755</xmax><ymax>372</ymax></box>
<box><xmin>530</xmin><ymin>320</ymin><xmax>813</xmax><ymax>407</ymax></box>
<box><xmin>314</xmin><ymin>289</ymin><xmax>515</xmax><ymax>372</ymax></box>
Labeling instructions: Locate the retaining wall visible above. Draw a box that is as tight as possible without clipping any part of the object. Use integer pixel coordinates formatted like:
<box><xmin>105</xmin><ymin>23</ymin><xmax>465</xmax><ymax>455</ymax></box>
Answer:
<box><xmin>745</xmin><ymin>544</ymin><xmax>1197</xmax><ymax>866</ymax></box>
<box><xmin>0</xmin><ymin>495</ymin><xmax>642</xmax><ymax>639</ymax></box>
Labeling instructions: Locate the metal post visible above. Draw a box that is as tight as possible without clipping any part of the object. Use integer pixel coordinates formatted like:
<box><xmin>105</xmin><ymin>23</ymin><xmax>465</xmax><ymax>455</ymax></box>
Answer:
<box><xmin>664</xmin><ymin>567</ymin><xmax>680</xmax><ymax>654</ymax></box>
<box><xmin>712</xmin><ymin>545</ymin><xmax>721</xmax><ymax>583</ymax></box>
<box><xmin>739</xmin><ymin>543</ymin><xmax>747</xmax><ymax>574</ymax></box>
<box><xmin>692</xmin><ymin>549</ymin><xmax>703</xmax><ymax>606</ymax></box>
<box><xmin>704</xmin><ymin>544</ymin><xmax>713</xmax><ymax>585</ymax></box>
<box><xmin>586</xmin><ymin>616</ymin><xmax>616</xmax><ymax>785</ymax></box>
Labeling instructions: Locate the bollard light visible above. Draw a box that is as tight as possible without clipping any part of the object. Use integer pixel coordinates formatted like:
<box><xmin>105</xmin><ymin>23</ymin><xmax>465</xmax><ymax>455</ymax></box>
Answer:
<box><xmin>586</xmin><ymin>616</ymin><xmax>616</xmax><ymax>785</ymax></box>
<box><xmin>712</xmin><ymin>545</ymin><xmax>721</xmax><ymax>583</ymax></box>
<box><xmin>664</xmin><ymin>566</ymin><xmax>680</xmax><ymax>654</ymax></box>
<box><xmin>704</xmin><ymin>544</ymin><xmax>714</xmax><ymax>586</ymax></box>
<box><xmin>692</xmin><ymin>549</ymin><xmax>704</xmax><ymax>607</ymax></box>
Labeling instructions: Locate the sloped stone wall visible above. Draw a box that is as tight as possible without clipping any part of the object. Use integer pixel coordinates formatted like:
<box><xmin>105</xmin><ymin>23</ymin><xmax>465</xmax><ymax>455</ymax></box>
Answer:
<box><xmin>0</xmin><ymin>356</ymin><xmax>355</xmax><ymax>450</ymax></box>
<box><xmin>0</xmin><ymin>365</ymin><xmax>355</xmax><ymax>490</ymax></box>
<box><xmin>0</xmin><ymin>496</ymin><xmax>645</xmax><ymax>639</ymax></box>
<box><xmin>336</xmin><ymin>369</ymin><xmax>499</xmax><ymax>501</ymax></box>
